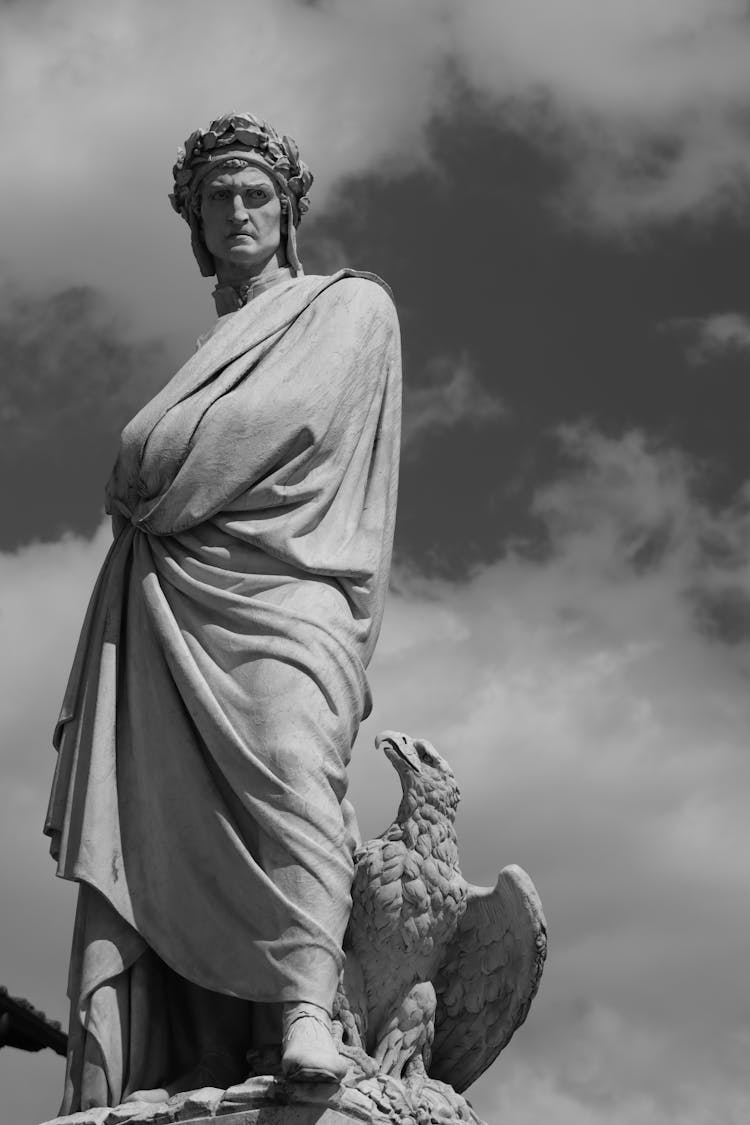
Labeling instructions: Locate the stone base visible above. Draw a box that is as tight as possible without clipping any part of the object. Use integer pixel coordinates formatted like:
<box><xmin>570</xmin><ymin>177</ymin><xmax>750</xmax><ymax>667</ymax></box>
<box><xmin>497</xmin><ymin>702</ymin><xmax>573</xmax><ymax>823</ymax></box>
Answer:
<box><xmin>39</xmin><ymin>1079</ymin><xmax>385</xmax><ymax>1125</ymax></box>
<box><xmin>39</xmin><ymin>1068</ymin><xmax>481</xmax><ymax>1125</ymax></box>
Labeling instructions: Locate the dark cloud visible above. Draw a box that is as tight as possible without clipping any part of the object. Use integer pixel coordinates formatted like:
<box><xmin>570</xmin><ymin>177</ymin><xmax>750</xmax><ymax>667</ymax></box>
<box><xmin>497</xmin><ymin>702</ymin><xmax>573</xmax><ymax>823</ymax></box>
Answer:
<box><xmin>665</xmin><ymin>311</ymin><xmax>750</xmax><ymax>365</ymax></box>
<box><xmin>358</xmin><ymin>423</ymin><xmax>750</xmax><ymax>1123</ymax></box>
<box><xmin>693</xmin><ymin>583</ymin><xmax>750</xmax><ymax>643</ymax></box>
<box><xmin>0</xmin><ymin>284</ymin><xmax>169</xmax><ymax>549</ymax></box>
<box><xmin>402</xmin><ymin>352</ymin><xmax>508</xmax><ymax>453</ymax></box>
<box><xmin>307</xmin><ymin>107</ymin><xmax>750</xmax><ymax>577</ymax></box>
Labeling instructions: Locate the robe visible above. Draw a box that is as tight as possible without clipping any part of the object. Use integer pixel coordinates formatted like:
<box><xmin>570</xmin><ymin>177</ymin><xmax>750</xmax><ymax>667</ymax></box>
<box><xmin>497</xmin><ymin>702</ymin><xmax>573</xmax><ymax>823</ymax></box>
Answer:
<box><xmin>44</xmin><ymin>270</ymin><xmax>401</xmax><ymax>1109</ymax></box>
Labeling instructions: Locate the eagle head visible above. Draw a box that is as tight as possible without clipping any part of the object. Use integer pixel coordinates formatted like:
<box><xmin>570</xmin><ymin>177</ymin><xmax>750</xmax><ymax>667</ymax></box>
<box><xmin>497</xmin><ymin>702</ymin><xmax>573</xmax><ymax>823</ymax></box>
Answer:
<box><xmin>375</xmin><ymin>730</ymin><xmax>461</xmax><ymax>817</ymax></box>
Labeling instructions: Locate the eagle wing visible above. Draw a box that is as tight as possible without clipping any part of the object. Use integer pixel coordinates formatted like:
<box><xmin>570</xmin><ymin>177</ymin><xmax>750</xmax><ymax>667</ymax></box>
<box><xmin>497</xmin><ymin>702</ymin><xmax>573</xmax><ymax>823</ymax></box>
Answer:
<box><xmin>429</xmin><ymin>864</ymin><xmax>547</xmax><ymax>1093</ymax></box>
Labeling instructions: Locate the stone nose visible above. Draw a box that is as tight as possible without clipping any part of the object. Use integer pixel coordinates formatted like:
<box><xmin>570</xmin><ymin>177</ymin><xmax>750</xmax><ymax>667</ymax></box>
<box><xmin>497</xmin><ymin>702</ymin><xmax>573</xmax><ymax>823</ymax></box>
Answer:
<box><xmin>228</xmin><ymin>195</ymin><xmax>250</xmax><ymax>222</ymax></box>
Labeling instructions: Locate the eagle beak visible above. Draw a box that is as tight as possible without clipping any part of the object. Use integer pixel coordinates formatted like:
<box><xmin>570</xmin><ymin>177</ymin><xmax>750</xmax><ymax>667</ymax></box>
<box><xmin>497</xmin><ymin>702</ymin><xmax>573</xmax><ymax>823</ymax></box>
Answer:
<box><xmin>376</xmin><ymin>731</ymin><xmax>422</xmax><ymax>773</ymax></box>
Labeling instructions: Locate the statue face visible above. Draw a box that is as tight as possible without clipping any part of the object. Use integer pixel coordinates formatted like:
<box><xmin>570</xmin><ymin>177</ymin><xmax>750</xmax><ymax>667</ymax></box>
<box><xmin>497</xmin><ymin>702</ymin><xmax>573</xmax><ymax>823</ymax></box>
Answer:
<box><xmin>200</xmin><ymin>165</ymin><xmax>284</xmax><ymax>277</ymax></box>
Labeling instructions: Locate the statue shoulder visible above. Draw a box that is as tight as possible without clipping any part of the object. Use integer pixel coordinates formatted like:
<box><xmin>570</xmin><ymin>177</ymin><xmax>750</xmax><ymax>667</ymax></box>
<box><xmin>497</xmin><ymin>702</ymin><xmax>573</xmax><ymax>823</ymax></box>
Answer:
<box><xmin>308</xmin><ymin>270</ymin><xmax>398</xmax><ymax>330</ymax></box>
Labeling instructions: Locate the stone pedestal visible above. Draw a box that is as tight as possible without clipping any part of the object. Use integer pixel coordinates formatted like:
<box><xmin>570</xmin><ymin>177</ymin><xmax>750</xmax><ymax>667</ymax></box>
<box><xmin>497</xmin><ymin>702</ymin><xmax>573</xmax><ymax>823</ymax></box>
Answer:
<box><xmin>39</xmin><ymin>1079</ymin><xmax>384</xmax><ymax>1125</ymax></box>
<box><xmin>39</xmin><ymin>1069</ymin><xmax>481</xmax><ymax>1125</ymax></box>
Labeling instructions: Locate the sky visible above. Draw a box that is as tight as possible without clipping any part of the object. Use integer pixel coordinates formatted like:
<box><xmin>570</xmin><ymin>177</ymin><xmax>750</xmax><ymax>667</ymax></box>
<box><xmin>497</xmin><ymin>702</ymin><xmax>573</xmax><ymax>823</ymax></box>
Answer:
<box><xmin>2</xmin><ymin>1</ymin><xmax>750</xmax><ymax>1122</ymax></box>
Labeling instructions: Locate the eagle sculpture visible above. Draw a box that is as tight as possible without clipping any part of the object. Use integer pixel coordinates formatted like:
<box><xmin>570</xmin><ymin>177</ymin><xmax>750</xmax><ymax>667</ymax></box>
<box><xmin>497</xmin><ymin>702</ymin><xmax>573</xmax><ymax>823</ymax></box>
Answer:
<box><xmin>334</xmin><ymin>731</ymin><xmax>547</xmax><ymax>1096</ymax></box>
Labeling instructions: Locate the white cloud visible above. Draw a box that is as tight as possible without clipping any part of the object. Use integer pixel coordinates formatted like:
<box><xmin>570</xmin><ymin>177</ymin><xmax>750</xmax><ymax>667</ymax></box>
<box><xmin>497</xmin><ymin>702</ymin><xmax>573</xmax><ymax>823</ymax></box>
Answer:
<box><xmin>673</xmin><ymin>311</ymin><xmax>750</xmax><ymax>363</ymax></box>
<box><xmin>2</xmin><ymin>0</ymin><xmax>749</xmax><ymax>344</ymax></box>
<box><xmin>3</xmin><ymin>428</ymin><xmax>750</xmax><ymax>1121</ymax></box>
<box><xmin>0</xmin><ymin>0</ymin><xmax>450</xmax><ymax>342</ymax></box>
<box><xmin>452</xmin><ymin>0</ymin><xmax>750</xmax><ymax>230</ymax></box>
<box><xmin>353</xmin><ymin>423</ymin><xmax>750</xmax><ymax>1121</ymax></box>
<box><xmin>402</xmin><ymin>352</ymin><xmax>507</xmax><ymax>451</ymax></box>
<box><xmin>0</xmin><ymin>524</ymin><xmax>111</xmax><ymax>1124</ymax></box>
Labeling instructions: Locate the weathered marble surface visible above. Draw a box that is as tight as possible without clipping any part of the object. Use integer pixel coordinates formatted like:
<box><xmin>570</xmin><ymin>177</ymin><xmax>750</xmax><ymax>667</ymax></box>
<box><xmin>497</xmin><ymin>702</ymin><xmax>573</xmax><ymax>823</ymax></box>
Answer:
<box><xmin>336</xmin><ymin>734</ymin><xmax>546</xmax><ymax>1094</ymax></box>
<box><xmin>39</xmin><ymin>1069</ymin><xmax>479</xmax><ymax>1125</ymax></box>
<box><xmin>42</xmin><ymin>109</ymin><xmax>544</xmax><ymax>1118</ymax></box>
<box><xmin>41</xmin><ymin>734</ymin><xmax>546</xmax><ymax>1125</ymax></box>
<box><xmin>45</xmin><ymin>269</ymin><xmax>402</xmax><ymax>1105</ymax></box>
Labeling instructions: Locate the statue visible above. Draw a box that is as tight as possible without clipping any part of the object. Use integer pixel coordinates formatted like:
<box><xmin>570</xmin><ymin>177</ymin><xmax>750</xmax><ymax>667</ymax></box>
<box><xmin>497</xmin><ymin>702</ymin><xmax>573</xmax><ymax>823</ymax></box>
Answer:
<box><xmin>335</xmin><ymin>732</ymin><xmax>545</xmax><ymax>1095</ymax></box>
<box><xmin>41</xmin><ymin>113</ymin><xmax>545</xmax><ymax>1125</ymax></box>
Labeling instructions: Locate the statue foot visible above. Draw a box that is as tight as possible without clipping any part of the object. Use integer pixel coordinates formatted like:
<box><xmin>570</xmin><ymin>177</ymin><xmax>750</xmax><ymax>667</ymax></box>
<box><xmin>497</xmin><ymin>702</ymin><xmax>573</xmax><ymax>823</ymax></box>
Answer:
<box><xmin>122</xmin><ymin>1088</ymin><xmax>170</xmax><ymax>1104</ymax></box>
<box><xmin>282</xmin><ymin>1002</ymin><xmax>348</xmax><ymax>1083</ymax></box>
<box><xmin>122</xmin><ymin>1045</ymin><xmax>246</xmax><ymax>1103</ymax></box>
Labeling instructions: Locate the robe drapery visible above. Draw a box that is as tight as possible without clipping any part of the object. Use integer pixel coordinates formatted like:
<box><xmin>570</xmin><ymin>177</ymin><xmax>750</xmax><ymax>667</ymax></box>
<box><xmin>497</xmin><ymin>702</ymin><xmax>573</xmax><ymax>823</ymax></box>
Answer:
<box><xmin>44</xmin><ymin>270</ymin><xmax>401</xmax><ymax>1109</ymax></box>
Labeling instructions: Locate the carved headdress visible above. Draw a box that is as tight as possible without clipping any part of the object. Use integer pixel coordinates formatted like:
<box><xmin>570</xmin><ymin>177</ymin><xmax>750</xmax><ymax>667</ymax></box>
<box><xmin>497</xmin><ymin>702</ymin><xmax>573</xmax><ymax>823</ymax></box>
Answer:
<box><xmin>169</xmin><ymin>111</ymin><xmax>313</xmax><ymax>278</ymax></box>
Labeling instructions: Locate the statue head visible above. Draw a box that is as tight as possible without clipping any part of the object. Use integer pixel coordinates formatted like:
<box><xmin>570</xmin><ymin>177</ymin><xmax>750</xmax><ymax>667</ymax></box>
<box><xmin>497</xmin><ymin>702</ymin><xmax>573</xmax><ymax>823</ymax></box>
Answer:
<box><xmin>170</xmin><ymin>112</ymin><xmax>313</xmax><ymax>279</ymax></box>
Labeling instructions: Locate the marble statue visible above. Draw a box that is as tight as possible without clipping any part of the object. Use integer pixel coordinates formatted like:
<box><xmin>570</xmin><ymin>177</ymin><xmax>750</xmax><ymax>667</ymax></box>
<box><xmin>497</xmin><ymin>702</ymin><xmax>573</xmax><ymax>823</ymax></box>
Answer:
<box><xmin>40</xmin><ymin>732</ymin><xmax>546</xmax><ymax>1125</ymax></box>
<box><xmin>335</xmin><ymin>733</ymin><xmax>545</xmax><ymax>1093</ymax></box>
<box><xmin>41</xmin><ymin>112</ymin><xmax>546</xmax><ymax>1125</ymax></box>
<box><xmin>44</xmin><ymin>111</ymin><xmax>401</xmax><ymax>1110</ymax></box>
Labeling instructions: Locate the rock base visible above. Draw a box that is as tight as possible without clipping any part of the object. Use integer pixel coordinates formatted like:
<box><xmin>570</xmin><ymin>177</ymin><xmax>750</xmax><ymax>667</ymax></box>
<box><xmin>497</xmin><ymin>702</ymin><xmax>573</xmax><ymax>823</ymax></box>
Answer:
<box><xmin>39</xmin><ymin>1079</ymin><xmax>381</xmax><ymax>1125</ymax></box>
<box><xmin>39</xmin><ymin>1067</ymin><xmax>482</xmax><ymax>1125</ymax></box>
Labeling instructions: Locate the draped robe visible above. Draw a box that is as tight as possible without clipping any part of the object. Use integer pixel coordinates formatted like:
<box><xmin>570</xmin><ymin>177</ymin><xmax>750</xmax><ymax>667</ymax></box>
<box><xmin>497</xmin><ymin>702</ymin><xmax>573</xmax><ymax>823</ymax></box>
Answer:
<box><xmin>44</xmin><ymin>270</ymin><xmax>401</xmax><ymax>1109</ymax></box>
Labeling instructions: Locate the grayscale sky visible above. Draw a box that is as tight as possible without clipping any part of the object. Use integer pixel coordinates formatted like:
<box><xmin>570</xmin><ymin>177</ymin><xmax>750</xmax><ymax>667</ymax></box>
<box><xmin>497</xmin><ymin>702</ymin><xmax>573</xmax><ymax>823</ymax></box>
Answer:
<box><xmin>2</xmin><ymin>2</ymin><xmax>750</xmax><ymax>1122</ymax></box>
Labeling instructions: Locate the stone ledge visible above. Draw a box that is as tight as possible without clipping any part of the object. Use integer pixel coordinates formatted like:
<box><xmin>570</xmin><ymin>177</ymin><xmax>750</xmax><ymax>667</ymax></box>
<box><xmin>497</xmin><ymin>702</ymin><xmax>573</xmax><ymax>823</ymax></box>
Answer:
<box><xmin>111</xmin><ymin>1109</ymin><xmax>375</xmax><ymax>1125</ymax></box>
<box><xmin>40</xmin><ymin>1079</ymin><xmax>391</xmax><ymax>1125</ymax></box>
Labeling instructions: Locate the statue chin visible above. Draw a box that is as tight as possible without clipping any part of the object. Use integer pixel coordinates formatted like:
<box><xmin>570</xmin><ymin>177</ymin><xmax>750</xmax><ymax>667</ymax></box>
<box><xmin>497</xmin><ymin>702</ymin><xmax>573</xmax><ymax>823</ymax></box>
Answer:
<box><xmin>213</xmin><ymin>246</ymin><xmax>287</xmax><ymax>288</ymax></box>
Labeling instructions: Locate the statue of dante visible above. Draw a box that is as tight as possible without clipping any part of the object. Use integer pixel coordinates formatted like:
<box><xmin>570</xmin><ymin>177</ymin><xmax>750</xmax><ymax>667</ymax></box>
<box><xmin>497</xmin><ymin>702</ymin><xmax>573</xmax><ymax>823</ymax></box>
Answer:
<box><xmin>44</xmin><ymin>112</ymin><xmax>401</xmax><ymax>1111</ymax></box>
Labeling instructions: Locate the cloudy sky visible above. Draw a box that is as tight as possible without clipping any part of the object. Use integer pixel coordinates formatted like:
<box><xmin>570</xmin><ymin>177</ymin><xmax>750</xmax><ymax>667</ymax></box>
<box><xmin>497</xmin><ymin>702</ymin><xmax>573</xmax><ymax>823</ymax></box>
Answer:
<box><xmin>2</xmin><ymin>1</ymin><xmax>750</xmax><ymax>1122</ymax></box>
